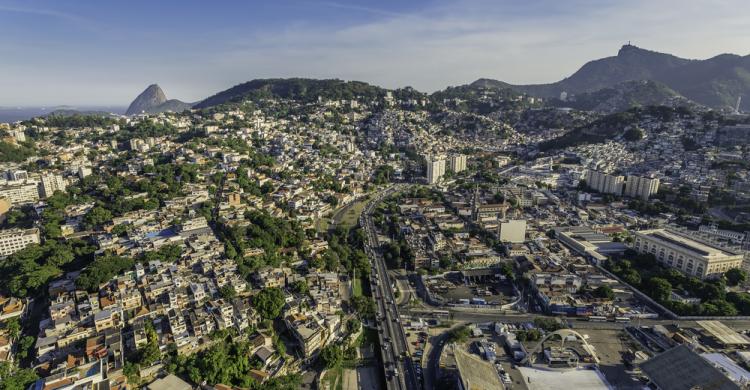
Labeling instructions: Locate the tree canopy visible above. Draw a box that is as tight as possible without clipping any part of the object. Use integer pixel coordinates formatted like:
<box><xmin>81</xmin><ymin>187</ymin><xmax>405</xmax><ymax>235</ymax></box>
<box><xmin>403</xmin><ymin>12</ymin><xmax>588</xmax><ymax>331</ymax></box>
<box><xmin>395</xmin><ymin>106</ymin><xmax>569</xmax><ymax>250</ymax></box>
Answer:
<box><xmin>252</xmin><ymin>287</ymin><xmax>285</xmax><ymax>320</ymax></box>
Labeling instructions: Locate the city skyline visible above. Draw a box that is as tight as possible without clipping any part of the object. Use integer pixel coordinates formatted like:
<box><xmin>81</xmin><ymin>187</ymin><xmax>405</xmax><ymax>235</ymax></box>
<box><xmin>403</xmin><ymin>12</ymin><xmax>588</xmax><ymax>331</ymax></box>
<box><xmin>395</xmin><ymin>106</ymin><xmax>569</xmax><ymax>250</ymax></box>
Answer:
<box><xmin>1</xmin><ymin>0</ymin><xmax>749</xmax><ymax>105</ymax></box>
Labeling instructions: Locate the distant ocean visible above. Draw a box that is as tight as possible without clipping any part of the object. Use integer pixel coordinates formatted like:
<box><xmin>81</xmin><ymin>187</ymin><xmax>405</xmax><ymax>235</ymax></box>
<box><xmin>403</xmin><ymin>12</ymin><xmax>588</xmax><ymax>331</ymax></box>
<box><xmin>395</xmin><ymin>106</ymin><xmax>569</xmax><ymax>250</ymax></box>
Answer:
<box><xmin>0</xmin><ymin>106</ymin><xmax>127</xmax><ymax>123</ymax></box>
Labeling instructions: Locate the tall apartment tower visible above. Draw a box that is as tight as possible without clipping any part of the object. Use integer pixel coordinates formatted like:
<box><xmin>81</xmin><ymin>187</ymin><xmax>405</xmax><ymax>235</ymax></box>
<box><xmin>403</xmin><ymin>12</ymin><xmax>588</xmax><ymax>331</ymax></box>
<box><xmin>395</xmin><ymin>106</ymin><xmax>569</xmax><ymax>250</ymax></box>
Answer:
<box><xmin>448</xmin><ymin>154</ymin><xmax>467</xmax><ymax>173</ymax></box>
<box><xmin>624</xmin><ymin>175</ymin><xmax>660</xmax><ymax>200</ymax></box>
<box><xmin>426</xmin><ymin>156</ymin><xmax>446</xmax><ymax>184</ymax></box>
<box><xmin>39</xmin><ymin>173</ymin><xmax>66</xmax><ymax>198</ymax></box>
<box><xmin>584</xmin><ymin>170</ymin><xmax>624</xmax><ymax>196</ymax></box>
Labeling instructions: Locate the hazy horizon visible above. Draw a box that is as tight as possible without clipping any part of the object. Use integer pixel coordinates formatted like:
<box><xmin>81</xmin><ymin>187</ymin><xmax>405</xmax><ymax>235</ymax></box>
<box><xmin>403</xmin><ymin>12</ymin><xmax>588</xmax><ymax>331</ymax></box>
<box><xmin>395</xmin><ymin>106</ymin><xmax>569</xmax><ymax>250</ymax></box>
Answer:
<box><xmin>1</xmin><ymin>0</ymin><xmax>749</xmax><ymax>106</ymax></box>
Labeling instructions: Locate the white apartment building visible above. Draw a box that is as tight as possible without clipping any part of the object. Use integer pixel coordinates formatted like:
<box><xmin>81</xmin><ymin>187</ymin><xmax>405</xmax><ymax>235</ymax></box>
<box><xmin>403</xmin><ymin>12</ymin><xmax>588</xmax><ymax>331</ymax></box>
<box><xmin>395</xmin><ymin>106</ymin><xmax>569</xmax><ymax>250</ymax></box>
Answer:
<box><xmin>39</xmin><ymin>173</ymin><xmax>66</xmax><ymax>198</ymax></box>
<box><xmin>584</xmin><ymin>170</ymin><xmax>623</xmax><ymax>195</ymax></box>
<box><xmin>426</xmin><ymin>156</ymin><xmax>446</xmax><ymax>184</ymax></box>
<box><xmin>9</xmin><ymin>129</ymin><xmax>26</xmax><ymax>143</ymax></box>
<box><xmin>0</xmin><ymin>228</ymin><xmax>41</xmax><ymax>257</ymax></box>
<box><xmin>624</xmin><ymin>175</ymin><xmax>660</xmax><ymax>200</ymax></box>
<box><xmin>449</xmin><ymin>154</ymin><xmax>467</xmax><ymax>173</ymax></box>
<box><xmin>0</xmin><ymin>181</ymin><xmax>40</xmax><ymax>204</ymax></box>
<box><xmin>633</xmin><ymin>229</ymin><xmax>743</xmax><ymax>279</ymax></box>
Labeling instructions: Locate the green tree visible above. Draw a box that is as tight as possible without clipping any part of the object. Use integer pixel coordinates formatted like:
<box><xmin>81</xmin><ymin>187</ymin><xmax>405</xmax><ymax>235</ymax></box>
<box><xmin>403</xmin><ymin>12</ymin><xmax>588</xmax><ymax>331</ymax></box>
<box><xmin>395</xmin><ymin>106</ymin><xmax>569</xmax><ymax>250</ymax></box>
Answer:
<box><xmin>291</xmin><ymin>280</ymin><xmax>309</xmax><ymax>295</ymax></box>
<box><xmin>4</xmin><ymin>318</ymin><xmax>21</xmax><ymax>339</ymax></box>
<box><xmin>447</xmin><ymin>326</ymin><xmax>470</xmax><ymax>343</ymax></box>
<box><xmin>320</xmin><ymin>345</ymin><xmax>343</xmax><ymax>369</ymax></box>
<box><xmin>0</xmin><ymin>362</ymin><xmax>38</xmax><ymax>390</ymax></box>
<box><xmin>219</xmin><ymin>285</ymin><xmax>237</xmax><ymax>300</ymax></box>
<box><xmin>646</xmin><ymin>277</ymin><xmax>672</xmax><ymax>302</ymax></box>
<box><xmin>253</xmin><ymin>287</ymin><xmax>285</xmax><ymax>320</ymax></box>
<box><xmin>725</xmin><ymin>268</ymin><xmax>748</xmax><ymax>286</ymax></box>
<box><xmin>15</xmin><ymin>336</ymin><xmax>35</xmax><ymax>361</ymax></box>
<box><xmin>592</xmin><ymin>285</ymin><xmax>615</xmax><ymax>300</ymax></box>
<box><xmin>346</xmin><ymin>318</ymin><xmax>361</xmax><ymax>334</ymax></box>
<box><xmin>83</xmin><ymin>206</ymin><xmax>113</xmax><ymax>230</ymax></box>
<box><xmin>138</xmin><ymin>321</ymin><xmax>161</xmax><ymax>367</ymax></box>
<box><xmin>351</xmin><ymin>296</ymin><xmax>376</xmax><ymax>319</ymax></box>
<box><xmin>76</xmin><ymin>255</ymin><xmax>135</xmax><ymax>292</ymax></box>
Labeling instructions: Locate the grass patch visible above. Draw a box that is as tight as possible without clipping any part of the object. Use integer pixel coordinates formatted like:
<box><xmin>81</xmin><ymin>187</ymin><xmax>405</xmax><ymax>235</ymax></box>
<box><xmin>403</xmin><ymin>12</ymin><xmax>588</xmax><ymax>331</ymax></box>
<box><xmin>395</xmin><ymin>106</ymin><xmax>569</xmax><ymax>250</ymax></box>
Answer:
<box><xmin>323</xmin><ymin>365</ymin><xmax>344</xmax><ymax>390</ymax></box>
<box><xmin>314</xmin><ymin>217</ymin><xmax>331</xmax><ymax>233</ymax></box>
<box><xmin>333</xmin><ymin>196</ymin><xmax>371</xmax><ymax>229</ymax></box>
<box><xmin>353</xmin><ymin>277</ymin><xmax>363</xmax><ymax>298</ymax></box>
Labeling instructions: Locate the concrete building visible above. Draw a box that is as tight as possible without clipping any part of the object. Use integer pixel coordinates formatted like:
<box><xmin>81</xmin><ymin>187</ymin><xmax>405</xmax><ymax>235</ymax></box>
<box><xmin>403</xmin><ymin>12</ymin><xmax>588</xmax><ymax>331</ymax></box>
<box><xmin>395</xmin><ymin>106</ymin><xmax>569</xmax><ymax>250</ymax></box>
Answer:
<box><xmin>78</xmin><ymin>166</ymin><xmax>93</xmax><ymax>179</ymax></box>
<box><xmin>0</xmin><ymin>228</ymin><xmax>40</xmax><ymax>257</ymax></box>
<box><xmin>448</xmin><ymin>154</ymin><xmax>467</xmax><ymax>173</ymax></box>
<box><xmin>498</xmin><ymin>220</ymin><xmax>526</xmax><ymax>243</ymax></box>
<box><xmin>584</xmin><ymin>170</ymin><xmax>623</xmax><ymax>195</ymax></box>
<box><xmin>0</xmin><ymin>181</ymin><xmax>39</xmax><ymax>204</ymax></box>
<box><xmin>633</xmin><ymin>229</ymin><xmax>744</xmax><ymax>279</ymax></box>
<box><xmin>6</xmin><ymin>170</ymin><xmax>28</xmax><ymax>181</ymax></box>
<box><xmin>227</xmin><ymin>192</ymin><xmax>241</xmax><ymax>206</ymax></box>
<box><xmin>426</xmin><ymin>156</ymin><xmax>446</xmax><ymax>184</ymax></box>
<box><xmin>624</xmin><ymin>175</ymin><xmax>660</xmax><ymax>200</ymax></box>
<box><xmin>39</xmin><ymin>173</ymin><xmax>66</xmax><ymax>198</ymax></box>
<box><xmin>8</xmin><ymin>129</ymin><xmax>25</xmax><ymax>143</ymax></box>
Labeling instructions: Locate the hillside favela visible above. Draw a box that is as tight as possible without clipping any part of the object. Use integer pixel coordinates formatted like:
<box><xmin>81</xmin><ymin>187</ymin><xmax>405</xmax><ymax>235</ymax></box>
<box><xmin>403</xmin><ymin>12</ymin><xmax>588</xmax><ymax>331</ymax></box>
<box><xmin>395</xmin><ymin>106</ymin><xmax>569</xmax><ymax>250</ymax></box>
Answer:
<box><xmin>2</xmin><ymin>2</ymin><xmax>750</xmax><ymax>390</ymax></box>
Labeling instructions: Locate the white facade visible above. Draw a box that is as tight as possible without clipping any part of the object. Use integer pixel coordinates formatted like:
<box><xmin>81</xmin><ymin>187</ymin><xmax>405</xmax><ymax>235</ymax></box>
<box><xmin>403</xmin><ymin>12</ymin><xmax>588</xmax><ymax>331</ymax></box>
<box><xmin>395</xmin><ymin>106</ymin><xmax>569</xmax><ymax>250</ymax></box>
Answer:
<box><xmin>624</xmin><ymin>175</ymin><xmax>660</xmax><ymax>200</ymax></box>
<box><xmin>449</xmin><ymin>154</ymin><xmax>467</xmax><ymax>173</ymax></box>
<box><xmin>633</xmin><ymin>229</ymin><xmax>743</xmax><ymax>279</ymax></box>
<box><xmin>39</xmin><ymin>173</ymin><xmax>66</xmax><ymax>198</ymax></box>
<box><xmin>584</xmin><ymin>170</ymin><xmax>623</xmax><ymax>196</ymax></box>
<box><xmin>0</xmin><ymin>228</ymin><xmax>41</xmax><ymax>257</ymax></box>
<box><xmin>426</xmin><ymin>157</ymin><xmax>446</xmax><ymax>184</ymax></box>
<box><xmin>0</xmin><ymin>182</ymin><xmax>40</xmax><ymax>204</ymax></box>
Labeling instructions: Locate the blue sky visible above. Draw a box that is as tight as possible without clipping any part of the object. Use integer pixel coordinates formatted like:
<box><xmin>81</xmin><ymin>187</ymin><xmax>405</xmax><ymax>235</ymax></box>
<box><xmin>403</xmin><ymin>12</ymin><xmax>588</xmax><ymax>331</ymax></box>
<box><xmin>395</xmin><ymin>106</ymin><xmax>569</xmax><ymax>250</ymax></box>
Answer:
<box><xmin>1</xmin><ymin>0</ymin><xmax>748</xmax><ymax>106</ymax></box>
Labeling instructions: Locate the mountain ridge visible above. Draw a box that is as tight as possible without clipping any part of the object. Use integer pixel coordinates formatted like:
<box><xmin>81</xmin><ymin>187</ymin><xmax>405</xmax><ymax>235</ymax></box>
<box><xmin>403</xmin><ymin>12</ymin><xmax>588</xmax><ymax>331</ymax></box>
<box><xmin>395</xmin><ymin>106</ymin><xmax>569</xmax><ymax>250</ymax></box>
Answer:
<box><xmin>474</xmin><ymin>44</ymin><xmax>750</xmax><ymax>111</ymax></box>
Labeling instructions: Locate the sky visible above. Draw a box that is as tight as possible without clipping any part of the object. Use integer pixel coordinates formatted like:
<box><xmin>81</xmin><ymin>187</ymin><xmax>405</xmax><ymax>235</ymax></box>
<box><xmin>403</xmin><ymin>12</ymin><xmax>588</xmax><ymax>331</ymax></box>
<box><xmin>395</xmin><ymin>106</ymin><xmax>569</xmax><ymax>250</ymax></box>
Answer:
<box><xmin>0</xmin><ymin>0</ymin><xmax>749</xmax><ymax>106</ymax></box>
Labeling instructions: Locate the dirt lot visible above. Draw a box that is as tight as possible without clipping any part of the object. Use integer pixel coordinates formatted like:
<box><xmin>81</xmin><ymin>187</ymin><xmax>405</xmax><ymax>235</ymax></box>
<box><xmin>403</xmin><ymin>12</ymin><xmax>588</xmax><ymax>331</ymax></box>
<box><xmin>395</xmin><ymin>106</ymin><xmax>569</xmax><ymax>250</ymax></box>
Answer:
<box><xmin>580</xmin><ymin>328</ymin><xmax>645</xmax><ymax>390</ymax></box>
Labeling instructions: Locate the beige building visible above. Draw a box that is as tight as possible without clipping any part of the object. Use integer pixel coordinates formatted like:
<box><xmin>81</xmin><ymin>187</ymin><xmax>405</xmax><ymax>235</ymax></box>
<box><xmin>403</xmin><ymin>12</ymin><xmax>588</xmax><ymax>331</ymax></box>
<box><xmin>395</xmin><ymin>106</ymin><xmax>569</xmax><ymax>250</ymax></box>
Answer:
<box><xmin>624</xmin><ymin>175</ymin><xmax>660</xmax><ymax>200</ymax></box>
<box><xmin>39</xmin><ymin>173</ymin><xmax>66</xmax><ymax>198</ymax></box>
<box><xmin>0</xmin><ymin>228</ymin><xmax>40</xmax><ymax>257</ymax></box>
<box><xmin>633</xmin><ymin>229</ymin><xmax>743</xmax><ymax>279</ymax></box>
<box><xmin>426</xmin><ymin>156</ymin><xmax>446</xmax><ymax>184</ymax></box>
<box><xmin>448</xmin><ymin>154</ymin><xmax>467</xmax><ymax>173</ymax></box>
<box><xmin>0</xmin><ymin>182</ymin><xmax>39</xmax><ymax>204</ymax></box>
<box><xmin>227</xmin><ymin>192</ymin><xmax>241</xmax><ymax>206</ymax></box>
<box><xmin>584</xmin><ymin>170</ymin><xmax>623</xmax><ymax>195</ymax></box>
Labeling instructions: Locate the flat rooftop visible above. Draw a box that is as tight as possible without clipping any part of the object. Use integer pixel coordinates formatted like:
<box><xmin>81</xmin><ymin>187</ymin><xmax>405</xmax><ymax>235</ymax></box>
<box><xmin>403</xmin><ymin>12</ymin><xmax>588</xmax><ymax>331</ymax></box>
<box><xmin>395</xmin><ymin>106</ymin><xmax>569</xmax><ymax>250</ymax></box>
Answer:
<box><xmin>697</xmin><ymin>320</ymin><xmax>750</xmax><ymax>346</ymax></box>
<box><xmin>518</xmin><ymin>366</ymin><xmax>611</xmax><ymax>390</ymax></box>
<box><xmin>640</xmin><ymin>229</ymin><xmax>738</xmax><ymax>258</ymax></box>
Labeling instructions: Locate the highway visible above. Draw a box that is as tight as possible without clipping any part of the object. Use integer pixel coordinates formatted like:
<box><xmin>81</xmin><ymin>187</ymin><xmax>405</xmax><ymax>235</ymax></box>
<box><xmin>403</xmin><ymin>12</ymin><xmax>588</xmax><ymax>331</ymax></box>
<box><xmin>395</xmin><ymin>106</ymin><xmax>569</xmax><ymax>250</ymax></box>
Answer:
<box><xmin>402</xmin><ymin>307</ymin><xmax>750</xmax><ymax>331</ymax></box>
<box><xmin>360</xmin><ymin>184</ymin><xmax>419</xmax><ymax>390</ymax></box>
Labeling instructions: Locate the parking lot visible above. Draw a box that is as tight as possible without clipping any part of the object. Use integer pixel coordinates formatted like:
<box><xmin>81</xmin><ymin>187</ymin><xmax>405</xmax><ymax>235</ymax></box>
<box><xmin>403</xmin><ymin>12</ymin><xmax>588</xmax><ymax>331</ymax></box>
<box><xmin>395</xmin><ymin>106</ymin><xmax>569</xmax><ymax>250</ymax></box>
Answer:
<box><xmin>405</xmin><ymin>329</ymin><xmax>428</xmax><ymax>384</ymax></box>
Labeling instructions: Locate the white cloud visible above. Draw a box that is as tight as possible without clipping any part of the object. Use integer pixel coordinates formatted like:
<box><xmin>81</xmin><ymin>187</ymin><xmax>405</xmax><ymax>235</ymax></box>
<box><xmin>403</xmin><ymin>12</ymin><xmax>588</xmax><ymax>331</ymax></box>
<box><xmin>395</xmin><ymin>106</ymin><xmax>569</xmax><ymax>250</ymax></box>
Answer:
<box><xmin>1</xmin><ymin>0</ymin><xmax>748</xmax><ymax>105</ymax></box>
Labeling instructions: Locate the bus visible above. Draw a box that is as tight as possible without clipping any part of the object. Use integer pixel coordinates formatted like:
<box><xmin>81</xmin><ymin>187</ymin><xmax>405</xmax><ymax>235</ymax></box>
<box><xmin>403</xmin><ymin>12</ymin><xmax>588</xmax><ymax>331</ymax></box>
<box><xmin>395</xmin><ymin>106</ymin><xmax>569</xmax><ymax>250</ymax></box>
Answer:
<box><xmin>614</xmin><ymin>316</ymin><xmax>631</xmax><ymax>323</ymax></box>
<box><xmin>587</xmin><ymin>315</ymin><xmax>608</xmax><ymax>322</ymax></box>
<box><xmin>432</xmin><ymin>310</ymin><xmax>450</xmax><ymax>318</ymax></box>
